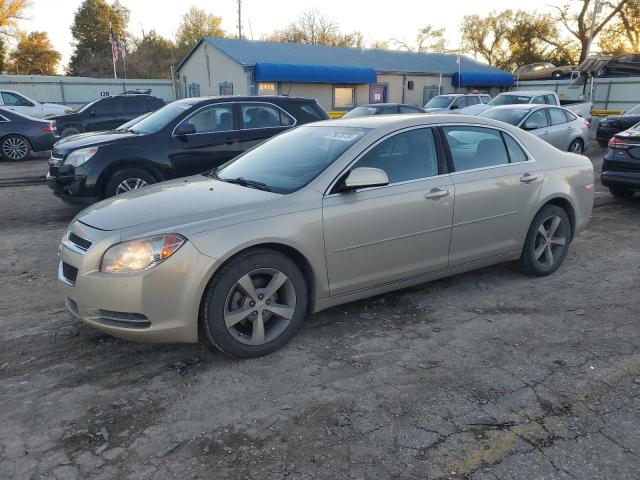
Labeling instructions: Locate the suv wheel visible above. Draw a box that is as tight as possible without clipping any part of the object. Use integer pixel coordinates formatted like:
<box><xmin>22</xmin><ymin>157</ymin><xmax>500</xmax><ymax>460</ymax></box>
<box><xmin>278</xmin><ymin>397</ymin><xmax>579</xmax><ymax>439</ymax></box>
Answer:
<box><xmin>609</xmin><ymin>186</ymin><xmax>635</xmax><ymax>199</ymax></box>
<box><xmin>1</xmin><ymin>134</ymin><xmax>31</xmax><ymax>161</ymax></box>
<box><xmin>518</xmin><ymin>204</ymin><xmax>571</xmax><ymax>276</ymax></box>
<box><xmin>201</xmin><ymin>249</ymin><xmax>308</xmax><ymax>358</ymax></box>
<box><xmin>104</xmin><ymin>168</ymin><xmax>156</xmax><ymax>198</ymax></box>
<box><xmin>61</xmin><ymin>126</ymin><xmax>82</xmax><ymax>138</ymax></box>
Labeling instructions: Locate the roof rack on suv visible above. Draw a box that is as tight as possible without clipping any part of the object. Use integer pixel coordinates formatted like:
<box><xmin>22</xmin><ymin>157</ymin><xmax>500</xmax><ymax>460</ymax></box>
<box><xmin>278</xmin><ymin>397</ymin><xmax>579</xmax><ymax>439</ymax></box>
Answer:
<box><xmin>122</xmin><ymin>89</ymin><xmax>152</xmax><ymax>95</ymax></box>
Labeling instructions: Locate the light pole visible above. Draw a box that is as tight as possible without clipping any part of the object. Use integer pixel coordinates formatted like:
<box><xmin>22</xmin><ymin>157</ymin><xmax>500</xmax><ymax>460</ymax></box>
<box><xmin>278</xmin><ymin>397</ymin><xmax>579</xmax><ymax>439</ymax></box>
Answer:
<box><xmin>584</xmin><ymin>0</ymin><xmax>602</xmax><ymax>60</ymax></box>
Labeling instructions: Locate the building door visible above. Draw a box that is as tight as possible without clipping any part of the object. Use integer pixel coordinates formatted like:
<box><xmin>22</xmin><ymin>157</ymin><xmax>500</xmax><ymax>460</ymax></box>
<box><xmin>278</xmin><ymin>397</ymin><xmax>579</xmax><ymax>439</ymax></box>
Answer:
<box><xmin>423</xmin><ymin>86</ymin><xmax>439</xmax><ymax>106</ymax></box>
<box><xmin>370</xmin><ymin>84</ymin><xmax>387</xmax><ymax>104</ymax></box>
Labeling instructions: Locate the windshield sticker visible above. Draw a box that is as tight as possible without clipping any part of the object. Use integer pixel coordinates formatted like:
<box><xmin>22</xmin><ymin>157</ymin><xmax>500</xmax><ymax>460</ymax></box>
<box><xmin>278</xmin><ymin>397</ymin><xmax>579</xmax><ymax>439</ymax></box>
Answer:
<box><xmin>324</xmin><ymin>131</ymin><xmax>365</xmax><ymax>142</ymax></box>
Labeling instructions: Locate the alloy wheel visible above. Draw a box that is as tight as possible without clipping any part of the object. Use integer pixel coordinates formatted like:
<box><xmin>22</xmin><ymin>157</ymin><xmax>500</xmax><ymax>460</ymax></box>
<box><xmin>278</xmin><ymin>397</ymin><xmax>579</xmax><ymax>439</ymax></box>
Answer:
<box><xmin>115</xmin><ymin>178</ymin><xmax>148</xmax><ymax>195</ymax></box>
<box><xmin>224</xmin><ymin>268</ymin><xmax>297</xmax><ymax>346</ymax></box>
<box><xmin>533</xmin><ymin>215</ymin><xmax>568</xmax><ymax>268</ymax></box>
<box><xmin>2</xmin><ymin>137</ymin><xmax>28</xmax><ymax>160</ymax></box>
<box><xmin>570</xmin><ymin>140</ymin><xmax>583</xmax><ymax>153</ymax></box>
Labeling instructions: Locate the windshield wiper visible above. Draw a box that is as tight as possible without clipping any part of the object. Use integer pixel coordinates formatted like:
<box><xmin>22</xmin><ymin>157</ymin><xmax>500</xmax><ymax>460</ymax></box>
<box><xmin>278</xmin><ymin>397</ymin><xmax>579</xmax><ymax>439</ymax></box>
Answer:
<box><xmin>219</xmin><ymin>177</ymin><xmax>271</xmax><ymax>192</ymax></box>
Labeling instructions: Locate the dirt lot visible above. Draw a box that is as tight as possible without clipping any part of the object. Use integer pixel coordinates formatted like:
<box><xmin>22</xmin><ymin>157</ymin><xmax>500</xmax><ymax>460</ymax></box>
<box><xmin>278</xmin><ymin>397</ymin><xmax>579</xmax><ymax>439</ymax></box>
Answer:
<box><xmin>1</xmin><ymin>146</ymin><xmax>639</xmax><ymax>480</ymax></box>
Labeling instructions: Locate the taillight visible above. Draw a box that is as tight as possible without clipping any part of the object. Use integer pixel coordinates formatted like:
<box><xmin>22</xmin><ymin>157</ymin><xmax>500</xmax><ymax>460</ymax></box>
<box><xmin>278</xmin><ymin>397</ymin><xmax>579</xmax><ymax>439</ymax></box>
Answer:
<box><xmin>581</xmin><ymin>118</ymin><xmax>589</xmax><ymax>128</ymax></box>
<box><xmin>41</xmin><ymin>124</ymin><xmax>53</xmax><ymax>133</ymax></box>
<box><xmin>608</xmin><ymin>136</ymin><xmax>629</xmax><ymax>150</ymax></box>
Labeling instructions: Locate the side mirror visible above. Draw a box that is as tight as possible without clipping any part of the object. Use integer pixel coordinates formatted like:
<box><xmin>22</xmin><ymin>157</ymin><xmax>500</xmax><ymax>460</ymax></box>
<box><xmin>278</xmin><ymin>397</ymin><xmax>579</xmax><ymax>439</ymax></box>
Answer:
<box><xmin>175</xmin><ymin>122</ymin><xmax>196</xmax><ymax>136</ymax></box>
<box><xmin>450</xmin><ymin>104</ymin><xmax>461</xmax><ymax>110</ymax></box>
<box><xmin>523</xmin><ymin>121</ymin><xmax>540</xmax><ymax>131</ymax></box>
<box><xmin>342</xmin><ymin>167</ymin><xmax>389</xmax><ymax>191</ymax></box>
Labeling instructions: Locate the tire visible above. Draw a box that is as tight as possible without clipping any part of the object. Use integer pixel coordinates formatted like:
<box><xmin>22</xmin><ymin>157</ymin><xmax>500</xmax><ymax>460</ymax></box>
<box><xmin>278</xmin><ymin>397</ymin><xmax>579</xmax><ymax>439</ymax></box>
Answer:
<box><xmin>568</xmin><ymin>138</ymin><xmax>584</xmax><ymax>154</ymax></box>
<box><xmin>201</xmin><ymin>248</ymin><xmax>308</xmax><ymax>358</ymax></box>
<box><xmin>60</xmin><ymin>126</ymin><xmax>81</xmax><ymax>138</ymax></box>
<box><xmin>1</xmin><ymin>134</ymin><xmax>31</xmax><ymax>161</ymax></box>
<box><xmin>552</xmin><ymin>71</ymin><xmax>563</xmax><ymax>79</ymax></box>
<box><xmin>103</xmin><ymin>168</ymin><xmax>156</xmax><ymax>198</ymax></box>
<box><xmin>609</xmin><ymin>186</ymin><xmax>635</xmax><ymax>199</ymax></box>
<box><xmin>518</xmin><ymin>204</ymin><xmax>572</xmax><ymax>277</ymax></box>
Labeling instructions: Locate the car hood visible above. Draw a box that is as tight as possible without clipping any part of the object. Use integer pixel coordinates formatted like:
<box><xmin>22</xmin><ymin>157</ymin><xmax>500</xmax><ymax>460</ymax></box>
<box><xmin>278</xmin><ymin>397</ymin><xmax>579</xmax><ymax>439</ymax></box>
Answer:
<box><xmin>457</xmin><ymin>104</ymin><xmax>492</xmax><ymax>116</ymax></box>
<box><xmin>54</xmin><ymin>131</ymin><xmax>138</xmax><ymax>151</ymax></box>
<box><xmin>44</xmin><ymin>103</ymin><xmax>71</xmax><ymax>112</ymax></box>
<box><xmin>76</xmin><ymin>175</ymin><xmax>283</xmax><ymax>233</ymax></box>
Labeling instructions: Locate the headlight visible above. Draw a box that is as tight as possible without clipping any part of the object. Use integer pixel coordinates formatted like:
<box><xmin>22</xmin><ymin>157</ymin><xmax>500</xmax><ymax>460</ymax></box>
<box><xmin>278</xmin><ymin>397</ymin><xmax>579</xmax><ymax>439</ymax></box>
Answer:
<box><xmin>64</xmin><ymin>146</ymin><xmax>98</xmax><ymax>167</ymax></box>
<box><xmin>100</xmin><ymin>234</ymin><xmax>186</xmax><ymax>274</ymax></box>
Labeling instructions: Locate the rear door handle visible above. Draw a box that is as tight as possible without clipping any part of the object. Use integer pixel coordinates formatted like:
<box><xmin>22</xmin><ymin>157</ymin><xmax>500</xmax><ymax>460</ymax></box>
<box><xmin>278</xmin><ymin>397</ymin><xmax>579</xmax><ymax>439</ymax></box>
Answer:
<box><xmin>425</xmin><ymin>188</ymin><xmax>450</xmax><ymax>200</ymax></box>
<box><xmin>520</xmin><ymin>173</ymin><xmax>539</xmax><ymax>183</ymax></box>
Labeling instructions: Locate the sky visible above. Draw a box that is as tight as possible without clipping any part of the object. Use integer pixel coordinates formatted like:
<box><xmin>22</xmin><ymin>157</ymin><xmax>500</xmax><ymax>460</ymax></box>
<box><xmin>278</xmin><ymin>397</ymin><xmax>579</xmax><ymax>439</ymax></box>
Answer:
<box><xmin>22</xmin><ymin>0</ymin><xmax>564</xmax><ymax>68</ymax></box>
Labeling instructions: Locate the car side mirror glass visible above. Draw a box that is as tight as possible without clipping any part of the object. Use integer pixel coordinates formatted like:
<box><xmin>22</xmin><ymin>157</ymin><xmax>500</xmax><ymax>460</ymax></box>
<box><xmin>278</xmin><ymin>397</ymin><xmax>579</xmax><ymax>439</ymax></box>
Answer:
<box><xmin>342</xmin><ymin>167</ymin><xmax>389</xmax><ymax>191</ymax></box>
<box><xmin>523</xmin><ymin>121</ymin><xmax>540</xmax><ymax>131</ymax></box>
<box><xmin>175</xmin><ymin>122</ymin><xmax>196</xmax><ymax>136</ymax></box>
<box><xmin>450</xmin><ymin>104</ymin><xmax>460</xmax><ymax>110</ymax></box>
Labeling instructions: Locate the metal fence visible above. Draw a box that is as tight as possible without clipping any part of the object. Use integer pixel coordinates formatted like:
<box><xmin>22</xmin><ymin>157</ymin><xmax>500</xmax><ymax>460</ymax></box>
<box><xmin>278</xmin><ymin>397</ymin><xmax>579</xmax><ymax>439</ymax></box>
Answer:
<box><xmin>0</xmin><ymin>75</ymin><xmax>176</xmax><ymax>109</ymax></box>
<box><xmin>513</xmin><ymin>76</ymin><xmax>640</xmax><ymax>111</ymax></box>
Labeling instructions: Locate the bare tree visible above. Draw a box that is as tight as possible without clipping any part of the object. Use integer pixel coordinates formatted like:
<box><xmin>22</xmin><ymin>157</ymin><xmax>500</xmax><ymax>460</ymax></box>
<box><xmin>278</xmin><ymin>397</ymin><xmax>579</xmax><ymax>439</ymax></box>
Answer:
<box><xmin>392</xmin><ymin>25</ymin><xmax>449</xmax><ymax>53</ymax></box>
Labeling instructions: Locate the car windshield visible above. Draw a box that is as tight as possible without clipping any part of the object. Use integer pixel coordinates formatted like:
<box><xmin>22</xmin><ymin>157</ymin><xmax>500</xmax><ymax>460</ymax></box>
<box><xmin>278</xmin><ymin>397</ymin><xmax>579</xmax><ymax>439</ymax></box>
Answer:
<box><xmin>425</xmin><ymin>96</ymin><xmax>455</xmax><ymax>108</ymax></box>
<box><xmin>215</xmin><ymin>126</ymin><xmax>370</xmax><ymax>194</ymax></box>
<box><xmin>77</xmin><ymin>99</ymin><xmax>101</xmax><ymax>113</ymax></box>
<box><xmin>479</xmin><ymin>108</ymin><xmax>532</xmax><ymax>126</ymax></box>
<box><xmin>117</xmin><ymin>112</ymin><xmax>151</xmax><ymax>131</ymax></box>
<box><xmin>342</xmin><ymin>106</ymin><xmax>379</xmax><ymax>118</ymax></box>
<box><xmin>489</xmin><ymin>95</ymin><xmax>533</xmax><ymax>106</ymax></box>
<box><xmin>624</xmin><ymin>104</ymin><xmax>640</xmax><ymax>116</ymax></box>
<box><xmin>129</xmin><ymin>102</ymin><xmax>194</xmax><ymax>134</ymax></box>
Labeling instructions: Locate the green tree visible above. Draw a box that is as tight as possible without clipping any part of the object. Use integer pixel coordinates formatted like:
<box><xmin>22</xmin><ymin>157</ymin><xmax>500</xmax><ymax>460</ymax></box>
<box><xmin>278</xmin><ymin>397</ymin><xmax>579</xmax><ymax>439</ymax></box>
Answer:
<box><xmin>0</xmin><ymin>0</ymin><xmax>29</xmax><ymax>37</ymax></box>
<box><xmin>265</xmin><ymin>9</ymin><xmax>363</xmax><ymax>48</ymax></box>
<box><xmin>598</xmin><ymin>1</ymin><xmax>640</xmax><ymax>54</ymax></box>
<box><xmin>68</xmin><ymin>0</ymin><xmax>130</xmax><ymax>77</ymax></box>
<box><xmin>461</xmin><ymin>10</ymin><xmax>515</xmax><ymax>69</ymax></box>
<box><xmin>7</xmin><ymin>31</ymin><xmax>60</xmax><ymax>74</ymax></box>
<box><xmin>127</xmin><ymin>30</ymin><xmax>174</xmax><ymax>79</ymax></box>
<box><xmin>551</xmin><ymin>0</ymin><xmax>631</xmax><ymax>62</ymax></box>
<box><xmin>175</xmin><ymin>6</ymin><xmax>224</xmax><ymax>59</ymax></box>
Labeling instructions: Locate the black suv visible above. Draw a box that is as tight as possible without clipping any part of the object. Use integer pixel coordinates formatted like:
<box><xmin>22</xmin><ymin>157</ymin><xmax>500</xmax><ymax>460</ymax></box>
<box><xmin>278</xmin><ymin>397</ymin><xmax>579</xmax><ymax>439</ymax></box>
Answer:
<box><xmin>601</xmin><ymin>123</ymin><xmax>640</xmax><ymax>198</ymax></box>
<box><xmin>50</xmin><ymin>92</ymin><xmax>166</xmax><ymax>138</ymax></box>
<box><xmin>47</xmin><ymin>96</ymin><xmax>329</xmax><ymax>204</ymax></box>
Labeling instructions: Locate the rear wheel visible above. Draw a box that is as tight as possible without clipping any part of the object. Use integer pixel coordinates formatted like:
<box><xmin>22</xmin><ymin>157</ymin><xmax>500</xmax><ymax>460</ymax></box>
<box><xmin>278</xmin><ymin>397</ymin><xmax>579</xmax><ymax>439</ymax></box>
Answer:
<box><xmin>104</xmin><ymin>168</ymin><xmax>156</xmax><ymax>198</ymax></box>
<box><xmin>518</xmin><ymin>204</ymin><xmax>571</xmax><ymax>276</ymax></box>
<box><xmin>568</xmin><ymin>138</ymin><xmax>584</xmax><ymax>154</ymax></box>
<box><xmin>609</xmin><ymin>186</ymin><xmax>635</xmax><ymax>199</ymax></box>
<box><xmin>1</xmin><ymin>134</ymin><xmax>31</xmax><ymax>161</ymax></box>
<box><xmin>201</xmin><ymin>249</ymin><xmax>308</xmax><ymax>358</ymax></box>
<box><xmin>60</xmin><ymin>126</ymin><xmax>81</xmax><ymax>138</ymax></box>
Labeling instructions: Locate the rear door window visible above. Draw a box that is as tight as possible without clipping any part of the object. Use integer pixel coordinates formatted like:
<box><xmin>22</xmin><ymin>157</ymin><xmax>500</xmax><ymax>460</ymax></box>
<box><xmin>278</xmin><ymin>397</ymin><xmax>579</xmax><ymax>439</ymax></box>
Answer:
<box><xmin>502</xmin><ymin>133</ymin><xmax>528</xmax><ymax>162</ymax></box>
<box><xmin>442</xmin><ymin>126</ymin><xmax>510</xmax><ymax>171</ymax></box>
<box><xmin>549</xmin><ymin>108</ymin><xmax>568</xmax><ymax>125</ymax></box>
<box><xmin>182</xmin><ymin>104</ymin><xmax>234</xmax><ymax>133</ymax></box>
<box><xmin>93</xmin><ymin>98</ymin><xmax>118</xmax><ymax>114</ymax></box>
<box><xmin>241</xmin><ymin>104</ymin><xmax>294</xmax><ymax>129</ymax></box>
<box><xmin>122</xmin><ymin>97</ymin><xmax>147</xmax><ymax>114</ymax></box>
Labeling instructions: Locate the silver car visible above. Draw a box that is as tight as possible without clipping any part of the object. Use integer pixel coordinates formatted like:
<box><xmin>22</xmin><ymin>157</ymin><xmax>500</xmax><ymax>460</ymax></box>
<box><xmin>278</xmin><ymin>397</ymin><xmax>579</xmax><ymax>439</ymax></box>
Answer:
<box><xmin>479</xmin><ymin>105</ymin><xmax>590</xmax><ymax>153</ymax></box>
<box><xmin>57</xmin><ymin>115</ymin><xmax>594</xmax><ymax>358</ymax></box>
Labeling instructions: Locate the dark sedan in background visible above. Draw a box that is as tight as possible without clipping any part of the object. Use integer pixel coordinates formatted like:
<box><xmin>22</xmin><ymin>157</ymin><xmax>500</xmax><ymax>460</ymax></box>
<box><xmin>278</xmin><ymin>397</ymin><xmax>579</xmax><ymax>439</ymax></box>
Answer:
<box><xmin>596</xmin><ymin>104</ymin><xmax>640</xmax><ymax>147</ymax></box>
<box><xmin>47</xmin><ymin>96</ymin><xmax>329</xmax><ymax>204</ymax></box>
<box><xmin>0</xmin><ymin>107</ymin><xmax>57</xmax><ymax>161</ymax></box>
<box><xmin>601</xmin><ymin>123</ymin><xmax>640</xmax><ymax>198</ymax></box>
<box><xmin>341</xmin><ymin>103</ymin><xmax>424</xmax><ymax>118</ymax></box>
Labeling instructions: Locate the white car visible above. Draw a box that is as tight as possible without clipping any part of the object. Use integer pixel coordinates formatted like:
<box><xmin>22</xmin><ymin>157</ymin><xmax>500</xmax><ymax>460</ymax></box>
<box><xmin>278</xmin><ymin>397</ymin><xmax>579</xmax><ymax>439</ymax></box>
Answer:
<box><xmin>0</xmin><ymin>90</ymin><xmax>71</xmax><ymax>118</ymax></box>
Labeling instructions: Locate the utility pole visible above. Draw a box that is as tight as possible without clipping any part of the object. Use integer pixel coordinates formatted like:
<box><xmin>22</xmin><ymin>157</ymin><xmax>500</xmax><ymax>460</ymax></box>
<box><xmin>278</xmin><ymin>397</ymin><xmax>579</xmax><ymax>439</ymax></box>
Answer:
<box><xmin>237</xmin><ymin>0</ymin><xmax>242</xmax><ymax>39</ymax></box>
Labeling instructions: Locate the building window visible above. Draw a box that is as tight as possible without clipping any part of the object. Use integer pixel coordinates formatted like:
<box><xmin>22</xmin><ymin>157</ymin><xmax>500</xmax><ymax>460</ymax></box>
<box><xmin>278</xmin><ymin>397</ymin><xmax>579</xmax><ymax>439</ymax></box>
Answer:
<box><xmin>219</xmin><ymin>82</ymin><xmax>233</xmax><ymax>96</ymax></box>
<box><xmin>258</xmin><ymin>82</ymin><xmax>277</xmax><ymax>95</ymax></box>
<box><xmin>334</xmin><ymin>86</ymin><xmax>355</xmax><ymax>109</ymax></box>
<box><xmin>187</xmin><ymin>83</ymin><xmax>200</xmax><ymax>98</ymax></box>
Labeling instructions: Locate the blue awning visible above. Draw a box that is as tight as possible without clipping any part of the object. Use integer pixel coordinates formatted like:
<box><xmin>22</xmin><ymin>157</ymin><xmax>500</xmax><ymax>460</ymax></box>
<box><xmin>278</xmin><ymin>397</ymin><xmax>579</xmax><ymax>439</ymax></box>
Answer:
<box><xmin>254</xmin><ymin>62</ymin><xmax>377</xmax><ymax>84</ymax></box>
<box><xmin>453</xmin><ymin>71</ymin><xmax>514</xmax><ymax>87</ymax></box>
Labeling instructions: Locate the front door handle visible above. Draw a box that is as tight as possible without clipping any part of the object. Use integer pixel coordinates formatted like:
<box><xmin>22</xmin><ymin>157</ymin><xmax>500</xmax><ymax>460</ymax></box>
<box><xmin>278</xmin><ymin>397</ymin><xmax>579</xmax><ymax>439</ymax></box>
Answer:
<box><xmin>425</xmin><ymin>188</ymin><xmax>450</xmax><ymax>200</ymax></box>
<box><xmin>520</xmin><ymin>173</ymin><xmax>539</xmax><ymax>183</ymax></box>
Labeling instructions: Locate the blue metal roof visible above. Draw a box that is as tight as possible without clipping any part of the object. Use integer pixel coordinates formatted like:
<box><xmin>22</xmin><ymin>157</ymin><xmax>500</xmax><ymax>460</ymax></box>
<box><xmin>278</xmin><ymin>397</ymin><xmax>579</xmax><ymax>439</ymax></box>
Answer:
<box><xmin>184</xmin><ymin>38</ymin><xmax>511</xmax><ymax>81</ymax></box>
<box><xmin>453</xmin><ymin>71</ymin><xmax>514</xmax><ymax>87</ymax></box>
<box><xmin>255</xmin><ymin>63</ymin><xmax>377</xmax><ymax>84</ymax></box>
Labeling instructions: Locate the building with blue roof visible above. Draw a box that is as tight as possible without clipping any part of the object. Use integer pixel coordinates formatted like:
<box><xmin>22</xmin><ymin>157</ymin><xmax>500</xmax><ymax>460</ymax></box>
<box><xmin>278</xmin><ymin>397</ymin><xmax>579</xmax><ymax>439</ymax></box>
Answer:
<box><xmin>175</xmin><ymin>37</ymin><xmax>514</xmax><ymax>112</ymax></box>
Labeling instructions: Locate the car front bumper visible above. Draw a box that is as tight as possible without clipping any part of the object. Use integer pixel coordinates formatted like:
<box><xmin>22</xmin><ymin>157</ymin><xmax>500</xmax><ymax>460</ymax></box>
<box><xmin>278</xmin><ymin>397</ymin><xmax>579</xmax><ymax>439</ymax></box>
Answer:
<box><xmin>57</xmin><ymin>222</ymin><xmax>212</xmax><ymax>344</ymax></box>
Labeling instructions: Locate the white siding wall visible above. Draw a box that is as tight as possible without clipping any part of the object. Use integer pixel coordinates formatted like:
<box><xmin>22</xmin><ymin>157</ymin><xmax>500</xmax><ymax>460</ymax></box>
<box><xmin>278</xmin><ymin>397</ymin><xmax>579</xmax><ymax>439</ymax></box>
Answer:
<box><xmin>177</xmin><ymin>43</ymin><xmax>249</xmax><ymax>98</ymax></box>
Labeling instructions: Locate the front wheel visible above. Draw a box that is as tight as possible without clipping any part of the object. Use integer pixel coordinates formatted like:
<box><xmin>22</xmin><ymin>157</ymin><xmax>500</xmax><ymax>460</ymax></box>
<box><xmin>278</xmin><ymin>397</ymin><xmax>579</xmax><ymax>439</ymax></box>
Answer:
<box><xmin>1</xmin><ymin>134</ymin><xmax>31</xmax><ymax>161</ymax></box>
<box><xmin>60</xmin><ymin>126</ymin><xmax>82</xmax><ymax>138</ymax></box>
<box><xmin>568</xmin><ymin>138</ymin><xmax>584</xmax><ymax>154</ymax></box>
<box><xmin>518</xmin><ymin>204</ymin><xmax>572</xmax><ymax>276</ymax></box>
<box><xmin>201</xmin><ymin>249</ymin><xmax>308</xmax><ymax>358</ymax></box>
<box><xmin>103</xmin><ymin>168</ymin><xmax>156</xmax><ymax>198</ymax></box>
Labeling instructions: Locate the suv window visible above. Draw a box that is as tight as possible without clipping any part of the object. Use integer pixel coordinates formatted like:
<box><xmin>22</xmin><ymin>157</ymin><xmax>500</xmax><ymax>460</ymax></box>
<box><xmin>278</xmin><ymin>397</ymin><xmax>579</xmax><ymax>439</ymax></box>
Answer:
<box><xmin>549</xmin><ymin>108</ymin><xmax>567</xmax><ymax>125</ymax></box>
<box><xmin>354</xmin><ymin>128</ymin><xmax>438</xmax><ymax>183</ymax></box>
<box><xmin>122</xmin><ymin>96</ymin><xmax>147</xmax><ymax>114</ymax></box>
<box><xmin>442</xmin><ymin>126</ymin><xmax>510</xmax><ymax>171</ymax></box>
<box><xmin>183</xmin><ymin>104</ymin><xmax>234</xmax><ymax>133</ymax></box>
<box><xmin>241</xmin><ymin>104</ymin><xmax>294</xmax><ymax>129</ymax></box>
<box><xmin>2</xmin><ymin>92</ymin><xmax>33</xmax><ymax>107</ymax></box>
<box><xmin>92</xmin><ymin>98</ymin><xmax>119</xmax><ymax>115</ymax></box>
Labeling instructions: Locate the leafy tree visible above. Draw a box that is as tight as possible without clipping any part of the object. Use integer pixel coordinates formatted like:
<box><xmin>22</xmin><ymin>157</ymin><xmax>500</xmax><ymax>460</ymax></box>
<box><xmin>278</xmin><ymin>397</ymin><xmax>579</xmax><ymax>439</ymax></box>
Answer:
<box><xmin>7</xmin><ymin>31</ymin><xmax>61</xmax><ymax>74</ymax></box>
<box><xmin>0</xmin><ymin>37</ymin><xmax>6</xmax><ymax>71</ymax></box>
<box><xmin>175</xmin><ymin>6</ymin><xmax>224</xmax><ymax>59</ymax></box>
<box><xmin>393</xmin><ymin>25</ymin><xmax>448</xmax><ymax>53</ymax></box>
<box><xmin>461</xmin><ymin>11</ymin><xmax>516</xmax><ymax>69</ymax></box>
<box><xmin>68</xmin><ymin>0</ymin><xmax>130</xmax><ymax>77</ymax></box>
<box><xmin>0</xmin><ymin>0</ymin><xmax>28</xmax><ymax>37</ymax></box>
<box><xmin>598</xmin><ymin>1</ymin><xmax>640</xmax><ymax>54</ymax></box>
<box><xmin>551</xmin><ymin>0</ymin><xmax>631</xmax><ymax>62</ymax></box>
<box><xmin>265</xmin><ymin>9</ymin><xmax>363</xmax><ymax>48</ymax></box>
<box><xmin>127</xmin><ymin>30</ymin><xmax>174</xmax><ymax>79</ymax></box>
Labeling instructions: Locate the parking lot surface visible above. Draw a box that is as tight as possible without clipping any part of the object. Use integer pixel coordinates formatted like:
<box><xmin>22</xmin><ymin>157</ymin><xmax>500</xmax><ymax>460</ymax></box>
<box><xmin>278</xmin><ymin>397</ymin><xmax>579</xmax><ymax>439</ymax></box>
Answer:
<box><xmin>1</xmin><ymin>147</ymin><xmax>640</xmax><ymax>480</ymax></box>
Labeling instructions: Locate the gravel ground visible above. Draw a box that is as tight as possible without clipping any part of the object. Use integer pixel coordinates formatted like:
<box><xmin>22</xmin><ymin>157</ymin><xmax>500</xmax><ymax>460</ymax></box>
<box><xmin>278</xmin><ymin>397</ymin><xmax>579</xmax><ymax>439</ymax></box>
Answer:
<box><xmin>1</xmin><ymin>146</ymin><xmax>639</xmax><ymax>480</ymax></box>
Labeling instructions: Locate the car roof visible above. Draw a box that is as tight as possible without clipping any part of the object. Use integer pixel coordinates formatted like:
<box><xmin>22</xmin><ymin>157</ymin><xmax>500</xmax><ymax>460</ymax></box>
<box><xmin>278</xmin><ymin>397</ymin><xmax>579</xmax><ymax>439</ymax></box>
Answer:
<box><xmin>175</xmin><ymin>95</ymin><xmax>317</xmax><ymax>105</ymax></box>
<box><xmin>310</xmin><ymin>113</ymin><xmax>514</xmax><ymax>130</ymax></box>
<box><xmin>500</xmin><ymin>91</ymin><xmax>555</xmax><ymax>97</ymax></box>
